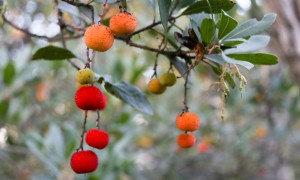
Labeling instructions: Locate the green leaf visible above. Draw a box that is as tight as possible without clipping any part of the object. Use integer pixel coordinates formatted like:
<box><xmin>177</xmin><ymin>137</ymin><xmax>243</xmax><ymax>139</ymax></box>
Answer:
<box><xmin>222</xmin><ymin>52</ymin><xmax>254</xmax><ymax>70</ymax></box>
<box><xmin>104</xmin><ymin>81</ymin><xmax>153</xmax><ymax>115</ymax></box>
<box><xmin>218</xmin><ymin>11</ymin><xmax>238</xmax><ymax>40</ymax></box>
<box><xmin>228</xmin><ymin>53</ymin><xmax>278</xmax><ymax>65</ymax></box>
<box><xmin>182</xmin><ymin>0</ymin><xmax>235</xmax><ymax>15</ymax></box>
<box><xmin>200</xmin><ymin>18</ymin><xmax>215</xmax><ymax>45</ymax></box>
<box><xmin>221</xmin><ymin>13</ymin><xmax>277</xmax><ymax>41</ymax></box>
<box><xmin>167</xmin><ymin>56</ymin><xmax>188</xmax><ymax>76</ymax></box>
<box><xmin>0</xmin><ymin>100</ymin><xmax>9</xmax><ymax>118</ymax></box>
<box><xmin>3</xmin><ymin>61</ymin><xmax>16</xmax><ymax>85</ymax></box>
<box><xmin>205</xmin><ymin>54</ymin><xmax>225</xmax><ymax>65</ymax></box>
<box><xmin>222</xmin><ymin>39</ymin><xmax>244</xmax><ymax>47</ymax></box>
<box><xmin>32</xmin><ymin>45</ymin><xmax>76</xmax><ymax>61</ymax></box>
<box><xmin>78</xmin><ymin>6</ymin><xmax>93</xmax><ymax>20</ymax></box>
<box><xmin>224</xmin><ymin>35</ymin><xmax>270</xmax><ymax>54</ymax></box>
<box><xmin>158</xmin><ymin>0</ymin><xmax>172</xmax><ymax>34</ymax></box>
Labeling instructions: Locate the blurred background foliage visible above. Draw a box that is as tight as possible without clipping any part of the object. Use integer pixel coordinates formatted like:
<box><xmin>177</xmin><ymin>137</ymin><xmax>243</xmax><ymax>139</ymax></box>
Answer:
<box><xmin>0</xmin><ymin>0</ymin><xmax>300</xmax><ymax>179</ymax></box>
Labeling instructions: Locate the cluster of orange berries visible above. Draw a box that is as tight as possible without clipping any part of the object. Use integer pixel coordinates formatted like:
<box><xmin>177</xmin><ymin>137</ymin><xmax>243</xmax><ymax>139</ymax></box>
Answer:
<box><xmin>84</xmin><ymin>12</ymin><xmax>137</xmax><ymax>52</ymax></box>
<box><xmin>176</xmin><ymin>112</ymin><xmax>200</xmax><ymax>148</ymax></box>
<box><xmin>148</xmin><ymin>72</ymin><xmax>177</xmax><ymax>94</ymax></box>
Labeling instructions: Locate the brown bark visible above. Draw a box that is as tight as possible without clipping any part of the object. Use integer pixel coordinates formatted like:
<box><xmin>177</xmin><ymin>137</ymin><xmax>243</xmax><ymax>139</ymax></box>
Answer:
<box><xmin>263</xmin><ymin>0</ymin><xmax>300</xmax><ymax>86</ymax></box>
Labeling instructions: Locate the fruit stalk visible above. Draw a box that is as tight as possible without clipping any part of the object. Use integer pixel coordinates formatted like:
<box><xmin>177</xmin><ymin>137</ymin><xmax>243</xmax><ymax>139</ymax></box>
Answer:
<box><xmin>183</xmin><ymin>64</ymin><xmax>190</xmax><ymax>112</ymax></box>
<box><xmin>77</xmin><ymin>110</ymin><xmax>88</xmax><ymax>151</ymax></box>
<box><xmin>96</xmin><ymin>110</ymin><xmax>100</xmax><ymax>129</ymax></box>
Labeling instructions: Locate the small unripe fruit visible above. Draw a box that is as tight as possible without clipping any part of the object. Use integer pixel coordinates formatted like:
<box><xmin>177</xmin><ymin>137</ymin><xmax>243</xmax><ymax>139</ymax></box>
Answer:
<box><xmin>176</xmin><ymin>112</ymin><xmax>200</xmax><ymax>131</ymax></box>
<box><xmin>109</xmin><ymin>12</ymin><xmax>137</xmax><ymax>37</ymax></box>
<box><xmin>75</xmin><ymin>86</ymin><xmax>106</xmax><ymax>110</ymax></box>
<box><xmin>159</xmin><ymin>72</ymin><xmax>177</xmax><ymax>86</ymax></box>
<box><xmin>70</xmin><ymin>150</ymin><xmax>98</xmax><ymax>174</ymax></box>
<box><xmin>86</xmin><ymin>129</ymin><xmax>109</xmax><ymax>149</ymax></box>
<box><xmin>147</xmin><ymin>78</ymin><xmax>166</xmax><ymax>94</ymax></box>
<box><xmin>177</xmin><ymin>133</ymin><xmax>196</xmax><ymax>148</ymax></box>
<box><xmin>84</xmin><ymin>24</ymin><xmax>114</xmax><ymax>52</ymax></box>
<box><xmin>76</xmin><ymin>68</ymin><xmax>95</xmax><ymax>84</ymax></box>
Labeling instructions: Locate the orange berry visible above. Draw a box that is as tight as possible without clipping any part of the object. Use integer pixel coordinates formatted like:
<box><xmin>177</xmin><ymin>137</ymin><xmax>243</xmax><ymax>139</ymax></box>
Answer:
<box><xmin>255</xmin><ymin>126</ymin><xmax>267</xmax><ymax>138</ymax></box>
<box><xmin>176</xmin><ymin>112</ymin><xmax>200</xmax><ymax>131</ymax></box>
<box><xmin>84</xmin><ymin>24</ymin><xmax>114</xmax><ymax>52</ymax></box>
<box><xmin>177</xmin><ymin>133</ymin><xmax>196</xmax><ymax>148</ymax></box>
<box><xmin>147</xmin><ymin>78</ymin><xmax>166</xmax><ymax>94</ymax></box>
<box><xmin>109</xmin><ymin>12</ymin><xmax>137</xmax><ymax>37</ymax></box>
<box><xmin>198</xmin><ymin>140</ymin><xmax>210</xmax><ymax>153</ymax></box>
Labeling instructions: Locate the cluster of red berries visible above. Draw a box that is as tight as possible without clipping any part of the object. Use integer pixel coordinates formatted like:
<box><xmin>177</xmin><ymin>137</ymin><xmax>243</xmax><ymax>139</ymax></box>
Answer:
<box><xmin>70</xmin><ymin>68</ymin><xmax>110</xmax><ymax>174</ymax></box>
<box><xmin>69</xmin><ymin>5</ymin><xmax>138</xmax><ymax>174</ymax></box>
<box><xmin>70</xmin><ymin>128</ymin><xmax>109</xmax><ymax>174</ymax></box>
<box><xmin>176</xmin><ymin>112</ymin><xmax>200</xmax><ymax>148</ymax></box>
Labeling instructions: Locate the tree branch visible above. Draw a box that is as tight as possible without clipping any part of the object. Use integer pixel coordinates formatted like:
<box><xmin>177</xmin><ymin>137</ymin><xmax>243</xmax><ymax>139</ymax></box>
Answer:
<box><xmin>53</xmin><ymin>0</ymin><xmax>80</xmax><ymax>70</ymax></box>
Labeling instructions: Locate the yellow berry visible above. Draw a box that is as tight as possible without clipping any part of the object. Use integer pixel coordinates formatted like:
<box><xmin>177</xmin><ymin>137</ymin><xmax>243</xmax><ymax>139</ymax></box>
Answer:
<box><xmin>159</xmin><ymin>72</ymin><xmax>177</xmax><ymax>86</ymax></box>
<box><xmin>109</xmin><ymin>12</ymin><xmax>137</xmax><ymax>37</ymax></box>
<box><xmin>147</xmin><ymin>78</ymin><xmax>166</xmax><ymax>94</ymax></box>
<box><xmin>76</xmin><ymin>68</ymin><xmax>95</xmax><ymax>84</ymax></box>
<box><xmin>84</xmin><ymin>24</ymin><xmax>114</xmax><ymax>52</ymax></box>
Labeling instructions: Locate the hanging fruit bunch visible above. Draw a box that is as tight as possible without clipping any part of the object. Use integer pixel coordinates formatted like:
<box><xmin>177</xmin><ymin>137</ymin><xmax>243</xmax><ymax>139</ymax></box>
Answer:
<box><xmin>8</xmin><ymin>0</ymin><xmax>278</xmax><ymax>175</ymax></box>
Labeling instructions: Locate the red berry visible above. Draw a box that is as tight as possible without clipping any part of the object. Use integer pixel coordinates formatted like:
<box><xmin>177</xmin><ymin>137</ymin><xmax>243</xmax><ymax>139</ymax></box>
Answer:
<box><xmin>86</xmin><ymin>129</ymin><xmax>109</xmax><ymax>149</ymax></box>
<box><xmin>70</xmin><ymin>150</ymin><xmax>98</xmax><ymax>174</ymax></box>
<box><xmin>98</xmin><ymin>93</ymin><xmax>107</xmax><ymax>110</ymax></box>
<box><xmin>75</xmin><ymin>86</ymin><xmax>106</xmax><ymax>110</ymax></box>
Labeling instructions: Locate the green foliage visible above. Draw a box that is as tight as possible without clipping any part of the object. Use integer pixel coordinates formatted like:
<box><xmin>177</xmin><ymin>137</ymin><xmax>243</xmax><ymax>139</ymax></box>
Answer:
<box><xmin>0</xmin><ymin>0</ymin><xmax>291</xmax><ymax>179</ymax></box>
<box><xmin>0</xmin><ymin>100</ymin><xmax>9</xmax><ymax>118</ymax></box>
<box><xmin>228</xmin><ymin>53</ymin><xmax>278</xmax><ymax>65</ymax></box>
<box><xmin>32</xmin><ymin>45</ymin><xmax>76</xmax><ymax>61</ymax></box>
<box><xmin>220</xmin><ymin>13</ymin><xmax>277</xmax><ymax>42</ymax></box>
<box><xmin>3</xmin><ymin>61</ymin><xmax>16</xmax><ymax>85</ymax></box>
<box><xmin>182</xmin><ymin>0</ymin><xmax>235</xmax><ymax>15</ymax></box>
<box><xmin>158</xmin><ymin>0</ymin><xmax>172</xmax><ymax>34</ymax></box>
<box><xmin>104</xmin><ymin>81</ymin><xmax>153</xmax><ymax>115</ymax></box>
<box><xmin>218</xmin><ymin>11</ymin><xmax>238</xmax><ymax>39</ymax></box>
<box><xmin>200</xmin><ymin>18</ymin><xmax>215</xmax><ymax>45</ymax></box>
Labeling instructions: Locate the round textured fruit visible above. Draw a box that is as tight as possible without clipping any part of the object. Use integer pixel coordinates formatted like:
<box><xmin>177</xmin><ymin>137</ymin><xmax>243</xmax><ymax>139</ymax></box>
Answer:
<box><xmin>70</xmin><ymin>150</ymin><xmax>98</xmax><ymax>174</ymax></box>
<box><xmin>177</xmin><ymin>133</ymin><xmax>196</xmax><ymax>148</ymax></box>
<box><xmin>109</xmin><ymin>12</ymin><xmax>137</xmax><ymax>37</ymax></box>
<box><xmin>75</xmin><ymin>86</ymin><xmax>106</xmax><ymax>110</ymax></box>
<box><xmin>98</xmin><ymin>93</ymin><xmax>107</xmax><ymax>110</ymax></box>
<box><xmin>147</xmin><ymin>78</ymin><xmax>166</xmax><ymax>94</ymax></box>
<box><xmin>84</xmin><ymin>24</ymin><xmax>114</xmax><ymax>52</ymax></box>
<box><xmin>76</xmin><ymin>68</ymin><xmax>95</xmax><ymax>84</ymax></box>
<box><xmin>176</xmin><ymin>112</ymin><xmax>200</xmax><ymax>131</ymax></box>
<box><xmin>86</xmin><ymin>129</ymin><xmax>109</xmax><ymax>149</ymax></box>
<box><xmin>159</xmin><ymin>72</ymin><xmax>177</xmax><ymax>86</ymax></box>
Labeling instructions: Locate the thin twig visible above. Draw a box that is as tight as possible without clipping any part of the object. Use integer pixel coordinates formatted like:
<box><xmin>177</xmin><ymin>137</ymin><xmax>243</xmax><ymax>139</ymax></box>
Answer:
<box><xmin>62</xmin><ymin>0</ymin><xmax>94</xmax><ymax>23</ymax></box>
<box><xmin>96</xmin><ymin>110</ymin><xmax>100</xmax><ymax>129</ymax></box>
<box><xmin>53</xmin><ymin>0</ymin><xmax>80</xmax><ymax>70</ymax></box>
<box><xmin>183</xmin><ymin>63</ymin><xmax>190</xmax><ymax>112</ymax></box>
<box><xmin>77</xmin><ymin>110</ymin><xmax>88</xmax><ymax>151</ymax></box>
<box><xmin>2</xmin><ymin>14</ymin><xmax>49</xmax><ymax>39</ymax></box>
